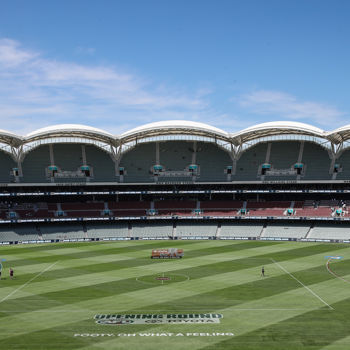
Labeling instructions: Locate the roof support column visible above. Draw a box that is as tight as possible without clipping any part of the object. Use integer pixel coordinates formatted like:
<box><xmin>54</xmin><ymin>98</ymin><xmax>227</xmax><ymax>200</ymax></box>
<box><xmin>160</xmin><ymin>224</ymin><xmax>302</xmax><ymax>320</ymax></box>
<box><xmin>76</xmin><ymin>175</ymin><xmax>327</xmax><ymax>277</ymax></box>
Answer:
<box><xmin>155</xmin><ymin>142</ymin><xmax>160</xmax><ymax>164</ymax></box>
<box><xmin>329</xmin><ymin>142</ymin><xmax>343</xmax><ymax>176</ymax></box>
<box><xmin>228</xmin><ymin>143</ymin><xmax>242</xmax><ymax>176</ymax></box>
<box><xmin>109</xmin><ymin>144</ymin><xmax>123</xmax><ymax>181</ymax></box>
<box><xmin>192</xmin><ymin>141</ymin><xmax>197</xmax><ymax>165</ymax></box>
<box><xmin>10</xmin><ymin>145</ymin><xmax>23</xmax><ymax>179</ymax></box>
<box><xmin>49</xmin><ymin>144</ymin><xmax>55</xmax><ymax>165</ymax></box>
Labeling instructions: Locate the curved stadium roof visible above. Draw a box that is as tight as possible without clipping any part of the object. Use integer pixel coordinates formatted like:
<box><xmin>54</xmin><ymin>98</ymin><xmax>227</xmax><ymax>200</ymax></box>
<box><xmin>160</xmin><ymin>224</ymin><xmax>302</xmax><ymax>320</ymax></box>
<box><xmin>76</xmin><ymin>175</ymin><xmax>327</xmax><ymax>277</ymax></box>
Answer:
<box><xmin>0</xmin><ymin>120</ymin><xmax>350</xmax><ymax>147</ymax></box>
<box><xmin>26</xmin><ymin>124</ymin><xmax>116</xmax><ymax>145</ymax></box>
<box><xmin>327</xmin><ymin>124</ymin><xmax>350</xmax><ymax>144</ymax></box>
<box><xmin>0</xmin><ymin>129</ymin><xmax>23</xmax><ymax>147</ymax></box>
<box><xmin>231</xmin><ymin>121</ymin><xmax>326</xmax><ymax>145</ymax></box>
<box><xmin>120</xmin><ymin>120</ymin><xmax>231</xmax><ymax>143</ymax></box>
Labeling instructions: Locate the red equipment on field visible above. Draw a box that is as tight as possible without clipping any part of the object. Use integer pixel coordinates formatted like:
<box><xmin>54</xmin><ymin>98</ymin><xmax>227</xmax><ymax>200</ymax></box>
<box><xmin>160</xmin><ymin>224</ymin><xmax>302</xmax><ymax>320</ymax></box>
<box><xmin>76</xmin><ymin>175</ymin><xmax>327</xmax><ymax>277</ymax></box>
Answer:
<box><xmin>151</xmin><ymin>248</ymin><xmax>184</xmax><ymax>259</ymax></box>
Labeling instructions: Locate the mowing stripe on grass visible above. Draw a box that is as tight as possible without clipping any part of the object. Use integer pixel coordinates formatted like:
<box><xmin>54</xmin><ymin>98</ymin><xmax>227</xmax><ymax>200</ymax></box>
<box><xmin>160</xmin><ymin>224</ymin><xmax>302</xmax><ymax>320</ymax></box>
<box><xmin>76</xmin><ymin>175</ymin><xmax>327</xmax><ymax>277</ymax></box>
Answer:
<box><xmin>0</xmin><ymin>260</ymin><xmax>349</xmax><ymax>348</ymax></box>
<box><xmin>0</xmin><ymin>240</ymin><xmax>268</xmax><ymax>274</ymax></box>
<box><xmin>0</xmin><ymin>241</ymin><xmax>349</xmax><ymax>350</ymax></box>
<box><xmin>73</xmin><ymin>279</ymin><xmax>350</xmax><ymax>350</ymax></box>
<box><xmin>319</xmin><ymin>334</ymin><xmax>350</xmax><ymax>350</ymax></box>
<box><xmin>0</xmin><ymin>240</ymin><xmax>246</xmax><ymax>267</ymax></box>
<box><xmin>201</xmin><ymin>295</ymin><xmax>350</xmax><ymax>350</ymax></box>
<box><xmin>0</xmin><ymin>274</ymin><xmax>343</xmax><ymax>343</ymax></box>
<box><xmin>4</xmin><ymin>240</ymin><xmax>340</xmax><ymax>283</ymax></box>
<box><xmin>0</xmin><ymin>240</ymin><xmax>308</xmax><ymax>295</ymax></box>
<box><xmin>0</xmin><ymin>242</ymin><xmax>336</xmax><ymax>306</ymax></box>
<box><xmin>0</xmin><ymin>253</ymin><xmax>337</xmax><ymax>317</ymax></box>
<box><xmin>0</xmin><ymin>241</ymin><xmax>345</xmax><ymax>310</ymax></box>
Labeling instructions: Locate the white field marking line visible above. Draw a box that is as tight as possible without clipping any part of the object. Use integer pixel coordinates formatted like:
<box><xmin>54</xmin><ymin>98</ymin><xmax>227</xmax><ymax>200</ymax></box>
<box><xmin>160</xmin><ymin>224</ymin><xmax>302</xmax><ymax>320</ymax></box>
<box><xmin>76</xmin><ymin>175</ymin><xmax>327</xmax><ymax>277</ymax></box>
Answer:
<box><xmin>326</xmin><ymin>258</ymin><xmax>350</xmax><ymax>284</ymax></box>
<box><xmin>271</xmin><ymin>258</ymin><xmax>334</xmax><ymax>310</ymax></box>
<box><xmin>0</xmin><ymin>261</ymin><xmax>59</xmax><ymax>304</ymax></box>
<box><xmin>223</xmin><ymin>308</ymin><xmax>315</xmax><ymax>311</ymax></box>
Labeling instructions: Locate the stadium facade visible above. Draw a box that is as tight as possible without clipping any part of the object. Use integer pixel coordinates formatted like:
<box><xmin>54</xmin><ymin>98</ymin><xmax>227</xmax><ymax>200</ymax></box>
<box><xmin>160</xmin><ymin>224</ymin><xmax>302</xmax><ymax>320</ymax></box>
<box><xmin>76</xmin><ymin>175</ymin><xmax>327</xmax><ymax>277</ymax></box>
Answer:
<box><xmin>2</xmin><ymin>120</ymin><xmax>350</xmax><ymax>184</ymax></box>
<box><xmin>1</xmin><ymin>120</ymin><xmax>350</xmax><ymax>244</ymax></box>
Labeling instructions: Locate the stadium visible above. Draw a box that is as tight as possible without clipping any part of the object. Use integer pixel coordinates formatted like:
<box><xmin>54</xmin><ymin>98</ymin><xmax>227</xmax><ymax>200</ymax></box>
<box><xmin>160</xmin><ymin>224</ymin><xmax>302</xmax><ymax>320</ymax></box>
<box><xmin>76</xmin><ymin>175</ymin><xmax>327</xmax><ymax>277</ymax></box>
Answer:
<box><xmin>1</xmin><ymin>120</ymin><xmax>350</xmax><ymax>350</ymax></box>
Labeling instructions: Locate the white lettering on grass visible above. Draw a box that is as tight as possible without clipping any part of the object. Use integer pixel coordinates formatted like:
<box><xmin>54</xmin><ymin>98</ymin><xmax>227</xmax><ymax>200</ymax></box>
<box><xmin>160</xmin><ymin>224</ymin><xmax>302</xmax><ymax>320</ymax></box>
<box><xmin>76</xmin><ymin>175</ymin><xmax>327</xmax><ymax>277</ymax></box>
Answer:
<box><xmin>73</xmin><ymin>332</ymin><xmax>234</xmax><ymax>337</ymax></box>
<box><xmin>74</xmin><ymin>334</ymin><xmax>115</xmax><ymax>337</ymax></box>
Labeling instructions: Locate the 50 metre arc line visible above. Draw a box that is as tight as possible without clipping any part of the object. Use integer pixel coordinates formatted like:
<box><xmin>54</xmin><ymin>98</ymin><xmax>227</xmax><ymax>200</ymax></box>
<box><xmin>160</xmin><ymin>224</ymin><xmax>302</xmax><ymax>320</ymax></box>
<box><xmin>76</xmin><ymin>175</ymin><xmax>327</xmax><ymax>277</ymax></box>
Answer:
<box><xmin>326</xmin><ymin>258</ymin><xmax>350</xmax><ymax>284</ymax></box>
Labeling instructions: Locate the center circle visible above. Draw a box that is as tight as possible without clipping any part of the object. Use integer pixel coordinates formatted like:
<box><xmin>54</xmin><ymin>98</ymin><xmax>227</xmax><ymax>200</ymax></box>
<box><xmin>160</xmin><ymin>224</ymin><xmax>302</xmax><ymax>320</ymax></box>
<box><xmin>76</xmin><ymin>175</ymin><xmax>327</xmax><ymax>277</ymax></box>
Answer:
<box><xmin>136</xmin><ymin>273</ymin><xmax>189</xmax><ymax>285</ymax></box>
<box><xmin>155</xmin><ymin>276</ymin><xmax>171</xmax><ymax>280</ymax></box>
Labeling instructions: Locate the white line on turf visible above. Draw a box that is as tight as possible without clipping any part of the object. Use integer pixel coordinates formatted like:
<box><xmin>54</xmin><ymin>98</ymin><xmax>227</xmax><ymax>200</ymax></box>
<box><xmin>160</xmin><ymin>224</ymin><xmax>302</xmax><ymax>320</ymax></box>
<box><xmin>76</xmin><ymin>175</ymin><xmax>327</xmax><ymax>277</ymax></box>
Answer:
<box><xmin>271</xmin><ymin>258</ymin><xmax>334</xmax><ymax>310</ymax></box>
<box><xmin>0</xmin><ymin>261</ymin><xmax>59</xmax><ymax>304</ymax></box>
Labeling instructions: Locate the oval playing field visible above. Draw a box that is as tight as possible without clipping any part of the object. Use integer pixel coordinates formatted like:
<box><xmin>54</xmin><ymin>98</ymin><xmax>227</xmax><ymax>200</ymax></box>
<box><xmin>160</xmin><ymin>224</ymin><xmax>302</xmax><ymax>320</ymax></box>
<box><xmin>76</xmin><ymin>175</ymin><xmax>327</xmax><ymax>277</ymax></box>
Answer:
<box><xmin>0</xmin><ymin>239</ymin><xmax>350</xmax><ymax>350</ymax></box>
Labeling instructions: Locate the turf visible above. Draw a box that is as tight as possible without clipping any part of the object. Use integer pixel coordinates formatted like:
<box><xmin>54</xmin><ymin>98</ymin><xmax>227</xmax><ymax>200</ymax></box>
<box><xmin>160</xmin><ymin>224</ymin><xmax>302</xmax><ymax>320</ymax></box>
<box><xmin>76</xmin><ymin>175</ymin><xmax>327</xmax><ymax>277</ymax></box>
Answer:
<box><xmin>0</xmin><ymin>240</ymin><xmax>349</xmax><ymax>350</ymax></box>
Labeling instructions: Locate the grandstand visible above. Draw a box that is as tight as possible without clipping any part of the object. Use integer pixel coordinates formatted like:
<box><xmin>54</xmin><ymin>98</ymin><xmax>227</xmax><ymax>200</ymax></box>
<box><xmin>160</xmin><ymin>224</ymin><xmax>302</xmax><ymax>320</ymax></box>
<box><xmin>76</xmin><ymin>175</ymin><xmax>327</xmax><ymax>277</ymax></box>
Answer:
<box><xmin>40</xmin><ymin>223</ymin><xmax>86</xmax><ymax>240</ymax></box>
<box><xmin>261</xmin><ymin>223</ymin><xmax>311</xmax><ymax>239</ymax></box>
<box><xmin>176</xmin><ymin>222</ymin><xmax>218</xmax><ymax>238</ymax></box>
<box><xmin>86</xmin><ymin>222</ymin><xmax>129</xmax><ymax>239</ymax></box>
<box><xmin>0</xmin><ymin>224</ymin><xmax>40</xmax><ymax>242</ymax></box>
<box><xmin>308</xmin><ymin>223</ymin><xmax>350</xmax><ymax>240</ymax></box>
<box><xmin>266</xmin><ymin>141</ymin><xmax>300</xmax><ymax>180</ymax></box>
<box><xmin>220</xmin><ymin>222</ymin><xmax>264</xmax><ymax>238</ymax></box>
<box><xmin>1</xmin><ymin>120</ymin><xmax>350</xmax><ymax>243</ymax></box>
<box><xmin>22</xmin><ymin>145</ymin><xmax>51</xmax><ymax>183</ymax></box>
<box><xmin>132</xmin><ymin>222</ymin><xmax>172</xmax><ymax>238</ymax></box>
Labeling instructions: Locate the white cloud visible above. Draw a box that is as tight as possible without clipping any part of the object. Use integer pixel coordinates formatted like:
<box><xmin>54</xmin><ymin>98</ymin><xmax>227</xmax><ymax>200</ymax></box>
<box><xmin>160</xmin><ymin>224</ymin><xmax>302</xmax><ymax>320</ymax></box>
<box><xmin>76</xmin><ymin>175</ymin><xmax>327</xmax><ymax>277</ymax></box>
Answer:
<box><xmin>236</xmin><ymin>90</ymin><xmax>345</xmax><ymax>126</ymax></box>
<box><xmin>0</xmin><ymin>38</ymin><xmax>211</xmax><ymax>134</ymax></box>
<box><xmin>2</xmin><ymin>38</ymin><xmax>343</xmax><ymax>136</ymax></box>
<box><xmin>0</xmin><ymin>38</ymin><xmax>37</xmax><ymax>67</ymax></box>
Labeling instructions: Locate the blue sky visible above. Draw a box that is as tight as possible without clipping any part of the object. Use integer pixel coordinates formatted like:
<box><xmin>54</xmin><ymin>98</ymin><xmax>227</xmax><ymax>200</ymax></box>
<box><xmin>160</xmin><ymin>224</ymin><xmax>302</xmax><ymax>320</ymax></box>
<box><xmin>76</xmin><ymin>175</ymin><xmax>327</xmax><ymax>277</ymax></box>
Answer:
<box><xmin>0</xmin><ymin>0</ymin><xmax>349</xmax><ymax>135</ymax></box>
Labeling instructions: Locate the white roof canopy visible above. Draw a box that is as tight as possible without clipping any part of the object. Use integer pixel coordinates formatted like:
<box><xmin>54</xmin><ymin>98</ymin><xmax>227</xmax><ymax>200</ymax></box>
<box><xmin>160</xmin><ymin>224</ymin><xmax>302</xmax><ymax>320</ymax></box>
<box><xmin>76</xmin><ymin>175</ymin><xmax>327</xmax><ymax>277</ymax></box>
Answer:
<box><xmin>231</xmin><ymin>121</ymin><xmax>326</xmax><ymax>145</ymax></box>
<box><xmin>120</xmin><ymin>120</ymin><xmax>231</xmax><ymax>143</ymax></box>
<box><xmin>1</xmin><ymin>120</ymin><xmax>350</xmax><ymax>148</ymax></box>
<box><xmin>25</xmin><ymin>124</ymin><xmax>116</xmax><ymax>145</ymax></box>
<box><xmin>0</xmin><ymin>129</ymin><xmax>23</xmax><ymax>147</ymax></box>
<box><xmin>328</xmin><ymin>124</ymin><xmax>350</xmax><ymax>143</ymax></box>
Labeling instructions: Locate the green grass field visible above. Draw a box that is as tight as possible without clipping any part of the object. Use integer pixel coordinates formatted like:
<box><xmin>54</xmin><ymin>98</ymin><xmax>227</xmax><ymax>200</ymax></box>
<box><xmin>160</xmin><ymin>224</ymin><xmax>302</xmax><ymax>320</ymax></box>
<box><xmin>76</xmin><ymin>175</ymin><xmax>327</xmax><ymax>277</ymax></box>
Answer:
<box><xmin>0</xmin><ymin>239</ymin><xmax>350</xmax><ymax>350</ymax></box>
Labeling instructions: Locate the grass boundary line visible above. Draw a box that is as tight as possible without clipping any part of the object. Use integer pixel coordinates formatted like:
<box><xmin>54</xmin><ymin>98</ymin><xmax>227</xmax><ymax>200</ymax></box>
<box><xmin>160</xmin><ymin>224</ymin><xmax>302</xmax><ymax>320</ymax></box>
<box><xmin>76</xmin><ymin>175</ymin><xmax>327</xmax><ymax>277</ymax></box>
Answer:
<box><xmin>271</xmin><ymin>258</ymin><xmax>334</xmax><ymax>310</ymax></box>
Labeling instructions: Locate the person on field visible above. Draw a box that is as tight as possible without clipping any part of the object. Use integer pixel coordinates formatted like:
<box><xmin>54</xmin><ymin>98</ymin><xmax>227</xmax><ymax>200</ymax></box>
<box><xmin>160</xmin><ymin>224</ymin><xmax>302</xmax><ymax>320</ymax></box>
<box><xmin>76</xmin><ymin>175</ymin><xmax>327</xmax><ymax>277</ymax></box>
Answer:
<box><xmin>9</xmin><ymin>268</ymin><xmax>14</xmax><ymax>279</ymax></box>
<box><xmin>261</xmin><ymin>266</ymin><xmax>265</xmax><ymax>277</ymax></box>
